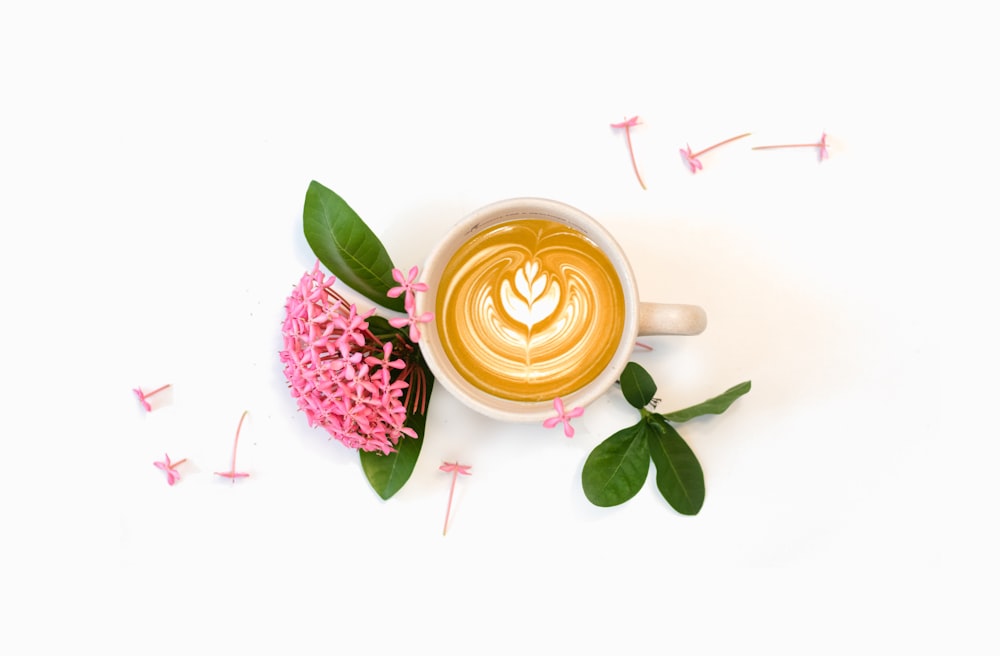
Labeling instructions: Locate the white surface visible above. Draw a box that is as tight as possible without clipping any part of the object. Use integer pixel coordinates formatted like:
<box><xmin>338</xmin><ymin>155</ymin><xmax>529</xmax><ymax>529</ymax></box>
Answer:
<box><xmin>2</xmin><ymin>1</ymin><xmax>994</xmax><ymax>654</ymax></box>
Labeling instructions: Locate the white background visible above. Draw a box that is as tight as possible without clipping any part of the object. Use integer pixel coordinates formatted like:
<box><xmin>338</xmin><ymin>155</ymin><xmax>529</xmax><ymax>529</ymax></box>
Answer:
<box><xmin>2</xmin><ymin>1</ymin><xmax>995</xmax><ymax>654</ymax></box>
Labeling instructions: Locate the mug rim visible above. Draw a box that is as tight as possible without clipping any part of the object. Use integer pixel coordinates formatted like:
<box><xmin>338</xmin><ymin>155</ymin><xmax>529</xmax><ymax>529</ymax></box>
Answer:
<box><xmin>415</xmin><ymin>197</ymin><xmax>640</xmax><ymax>422</ymax></box>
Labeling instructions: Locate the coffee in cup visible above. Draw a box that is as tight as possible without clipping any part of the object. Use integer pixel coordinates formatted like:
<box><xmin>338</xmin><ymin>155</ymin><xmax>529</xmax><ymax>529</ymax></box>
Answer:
<box><xmin>416</xmin><ymin>198</ymin><xmax>706</xmax><ymax>422</ymax></box>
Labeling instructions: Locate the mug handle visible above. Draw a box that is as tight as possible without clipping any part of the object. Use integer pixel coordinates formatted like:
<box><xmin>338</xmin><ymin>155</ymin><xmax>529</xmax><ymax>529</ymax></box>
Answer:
<box><xmin>638</xmin><ymin>303</ymin><xmax>707</xmax><ymax>336</ymax></box>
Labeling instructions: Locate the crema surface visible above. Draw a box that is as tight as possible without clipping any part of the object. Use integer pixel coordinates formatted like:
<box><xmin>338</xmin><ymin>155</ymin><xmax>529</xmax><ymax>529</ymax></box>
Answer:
<box><xmin>436</xmin><ymin>219</ymin><xmax>626</xmax><ymax>402</ymax></box>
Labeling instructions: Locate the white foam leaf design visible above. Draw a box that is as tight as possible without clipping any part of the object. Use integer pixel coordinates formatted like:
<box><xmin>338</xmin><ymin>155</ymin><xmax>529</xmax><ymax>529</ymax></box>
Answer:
<box><xmin>501</xmin><ymin>260</ymin><xmax>560</xmax><ymax>329</ymax></box>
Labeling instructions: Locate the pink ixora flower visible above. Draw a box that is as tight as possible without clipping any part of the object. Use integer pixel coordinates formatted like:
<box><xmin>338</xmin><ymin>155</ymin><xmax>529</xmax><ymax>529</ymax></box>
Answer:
<box><xmin>543</xmin><ymin>397</ymin><xmax>585</xmax><ymax>438</ymax></box>
<box><xmin>389</xmin><ymin>310</ymin><xmax>434</xmax><ymax>343</ymax></box>
<box><xmin>154</xmin><ymin>453</ymin><xmax>187</xmax><ymax>486</ymax></box>
<box><xmin>280</xmin><ymin>261</ymin><xmax>425</xmax><ymax>454</ymax></box>
<box><xmin>133</xmin><ymin>384</ymin><xmax>171</xmax><ymax>412</ymax></box>
<box><xmin>387</xmin><ymin>266</ymin><xmax>428</xmax><ymax>312</ymax></box>
<box><xmin>387</xmin><ymin>265</ymin><xmax>434</xmax><ymax>342</ymax></box>
<box><xmin>679</xmin><ymin>145</ymin><xmax>704</xmax><ymax>173</ymax></box>
<box><xmin>818</xmin><ymin>132</ymin><xmax>830</xmax><ymax>160</ymax></box>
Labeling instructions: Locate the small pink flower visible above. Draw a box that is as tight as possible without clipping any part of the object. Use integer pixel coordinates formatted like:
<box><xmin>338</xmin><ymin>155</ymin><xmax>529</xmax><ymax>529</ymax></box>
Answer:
<box><xmin>679</xmin><ymin>145</ymin><xmax>703</xmax><ymax>173</ymax></box>
<box><xmin>439</xmin><ymin>461</ymin><xmax>472</xmax><ymax>476</ymax></box>
<box><xmin>366</xmin><ymin>342</ymin><xmax>406</xmax><ymax>386</ymax></box>
<box><xmin>388</xmin><ymin>266</ymin><xmax>429</xmax><ymax>312</ymax></box>
<box><xmin>543</xmin><ymin>397</ymin><xmax>585</xmax><ymax>438</ymax></box>
<box><xmin>389</xmin><ymin>311</ymin><xmax>434</xmax><ymax>343</ymax></box>
<box><xmin>609</xmin><ymin>116</ymin><xmax>641</xmax><ymax>130</ymax></box>
<box><xmin>133</xmin><ymin>384</ymin><xmax>171</xmax><ymax>412</ymax></box>
<box><xmin>153</xmin><ymin>453</ymin><xmax>187</xmax><ymax>486</ymax></box>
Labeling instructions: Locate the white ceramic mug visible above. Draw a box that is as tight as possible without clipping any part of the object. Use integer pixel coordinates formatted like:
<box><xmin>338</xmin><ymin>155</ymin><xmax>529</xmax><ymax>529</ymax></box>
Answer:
<box><xmin>415</xmin><ymin>197</ymin><xmax>706</xmax><ymax>422</ymax></box>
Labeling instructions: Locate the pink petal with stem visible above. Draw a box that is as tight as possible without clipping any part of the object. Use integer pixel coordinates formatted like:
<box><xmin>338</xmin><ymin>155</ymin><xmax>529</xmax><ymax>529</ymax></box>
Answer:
<box><xmin>440</xmin><ymin>461</ymin><xmax>472</xmax><ymax>536</ymax></box>
<box><xmin>214</xmin><ymin>410</ymin><xmax>250</xmax><ymax>482</ymax></box>
<box><xmin>679</xmin><ymin>145</ymin><xmax>703</xmax><ymax>173</ymax></box>
<box><xmin>153</xmin><ymin>454</ymin><xmax>186</xmax><ymax>486</ymax></box>
<box><xmin>133</xmin><ymin>388</ymin><xmax>151</xmax><ymax>412</ymax></box>
<box><xmin>610</xmin><ymin>116</ymin><xmax>647</xmax><ymax>190</ymax></box>
<box><xmin>134</xmin><ymin>384</ymin><xmax>170</xmax><ymax>412</ymax></box>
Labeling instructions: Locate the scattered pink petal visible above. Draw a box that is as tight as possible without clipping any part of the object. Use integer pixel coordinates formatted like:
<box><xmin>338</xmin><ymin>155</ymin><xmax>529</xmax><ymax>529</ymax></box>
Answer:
<box><xmin>214</xmin><ymin>410</ymin><xmax>251</xmax><ymax>482</ymax></box>
<box><xmin>818</xmin><ymin>132</ymin><xmax>829</xmax><ymax>160</ymax></box>
<box><xmin>680</xmin><ymin>133</ymin><xmax>751</xmax><ymax>173</ymax></box>
<box><xmin>440</xmin><ymin>461</ymin><xmax>472</xmax><ymax>536</ymax></box>
<box><xmin>133</xmin><ymin>384</ymin><xmax>171</xmax><ymax>412</ymax></box>
<box><xmin>634</xmin><ymin>341</ymin><xmax>654</xmax><ymax>351</ymax></box>
<box><xmin>679</xmin><ymin>145</ymin><xmax>703</xmax><ymax>173</ymax></box>
<box><xmin>543</xmin><ymin>397</ymin><xmax>585</xmax><ymax>438</ymax></box>
<box><xmin>609</xmin><ymin>116</ymin><xmax>641</xmax><ymax>129</ymax></box>
<box><xmin>610</xmin><ymin>115</ymin><xmax>647</xmax><ymax>190</ymax></box>
<box><xmin>440</xmin><ymin>461</ymin><xmax>473</xmax><ymax>476</ymax></box>
<box><xmin>153</xmin><ymin>453</ymin><xmax>187</xmax><ymax>486</ymax></box>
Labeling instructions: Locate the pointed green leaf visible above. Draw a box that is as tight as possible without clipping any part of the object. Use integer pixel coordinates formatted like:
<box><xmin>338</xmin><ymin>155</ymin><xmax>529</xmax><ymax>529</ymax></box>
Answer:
<box><xmin>647</xmin><ymin>415</ymin><xmax>705</xmax><ymax>515</ymax></box>
<box><xmin>619</xmin><ymin>361</ymin><xmax>657</xmax><ymax>409</ymax></box>
<box><xmin>303</xmin><ymin>180</ymin><xmax>405</xmax><ymax>312</ymax></box>
<box><xmin>581</xmin><ymin>421</ymin><xmax>650</xmax><ymax>507</ymax></box>
<box><xmin>661</xmin><ymin>380</ymin><xmax>751</xmax><ymax>423</ymax></box>
<box><xmin>360</xmin><ymin>358</ymin><xmax>435</xmax><ymax>499</ymax></box>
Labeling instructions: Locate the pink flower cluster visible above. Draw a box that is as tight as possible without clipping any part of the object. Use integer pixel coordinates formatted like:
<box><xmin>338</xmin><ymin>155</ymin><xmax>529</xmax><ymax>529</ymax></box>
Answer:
<box><xmin>280</xmin><ymin>262</ymin><xmax>419</xmax><ymax>455</ymax></box>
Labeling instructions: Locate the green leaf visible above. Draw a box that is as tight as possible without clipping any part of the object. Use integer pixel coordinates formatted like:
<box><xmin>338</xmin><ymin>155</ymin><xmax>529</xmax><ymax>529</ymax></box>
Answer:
<box><xmin>619</xmin><ymin>361</ymin><xmax>657</xmax><ymax>409</ymax></box>
<box><xmin>581</xmin><ymin>421</ymin><xmax>650</xmax><ymax>507</ymax></box>
<box><xmin>360</xmin><ymin>357</ymin><xmax>435</xmax><ymax>500</ymax></box>
<box><xmin>647</xmin><ymin>415</ymin><xmax>705</xmax><ymax>515</ymax></box>
<box><xmin>661</xmin><ymin>380</ymin><xmax>751</xmax><ymax>423</ymax></box>
<box><xmin>302</xmin><ymin>180</ymin><xmax>405</xmax><ymax>312</ymax></box>
<box><xmin>365</xmin><ymin>314</ymin><xmax>403</xmax><ymax>341</ymax></box>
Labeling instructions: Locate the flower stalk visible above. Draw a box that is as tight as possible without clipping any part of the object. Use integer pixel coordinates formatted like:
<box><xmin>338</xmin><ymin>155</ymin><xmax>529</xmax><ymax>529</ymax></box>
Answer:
<box><xmin>610</xmin><ymin>116</ymin><xmax>647</xmax><ymax>190</ymax></box>
<box><xmin>753</xmin><ymin>132</ymin><xmax>829</xmax><ymax>160</ymax></box>
<box><xmin>679</xmin><ymin>132</ymin><xmax>752</xmax><ymax>173</ymax></box>
<box><xmin>215</xmin><ymin>410</ymin><xmax>250</xmax><ymax>482</ymax></box>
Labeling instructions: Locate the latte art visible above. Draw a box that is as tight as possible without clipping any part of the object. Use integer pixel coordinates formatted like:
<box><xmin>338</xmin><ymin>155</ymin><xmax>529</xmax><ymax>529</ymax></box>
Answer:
<box><xmin>436</xmin><ymin>219</ymin><xmax>626</xmax><ymax>402</ymax></box>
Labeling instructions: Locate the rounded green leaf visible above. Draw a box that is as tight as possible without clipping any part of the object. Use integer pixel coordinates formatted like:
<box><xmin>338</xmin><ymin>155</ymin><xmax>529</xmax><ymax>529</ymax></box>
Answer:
<box><xmin>620</xmin><ymin>361</ymin><xmax>657</xmax><ymax>409</ymax></box>
<box><xmin>582</xmin><ymin>421</ymin><xmax>650</xmax><ymax>507</ymax></box>
<box><xmin>647</xmin><ymin>415</ymin><xmax>705</xmax><ymax>515</ymax></box>
<box><xmin>303</xmin><ymin>180</ymin><xmax>406</xmax><ymax>312</ymax></box>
